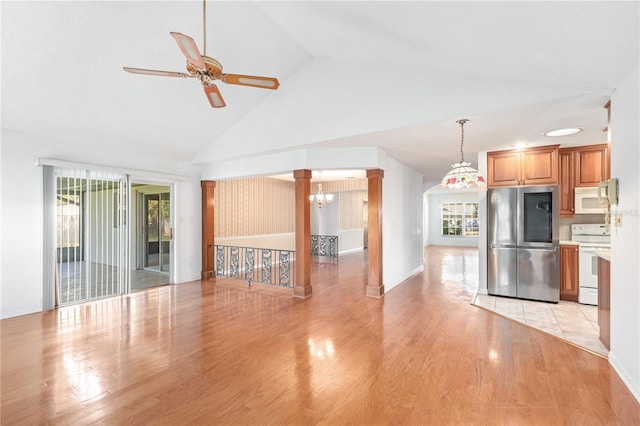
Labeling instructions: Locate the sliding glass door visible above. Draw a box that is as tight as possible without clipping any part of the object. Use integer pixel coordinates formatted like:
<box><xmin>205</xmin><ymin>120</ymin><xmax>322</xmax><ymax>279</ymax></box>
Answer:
<box><xmin>46</xmin><ymin>168</ymin><xmax>175</xmax><ymax>306</ymax></box>
<box><xmin>129</xmin><ymin>184</ymin><xmax>171</xmax><ymax>292</ymax></box>
<box><xmin>54</xmin><ymin>168</ymin><xmax>127</xmax><ymax>306</ymax></box>
<box><xmin>143</xmin><ymin>191</ymin><xmax>171</xmax><ymax>273</ymax></box>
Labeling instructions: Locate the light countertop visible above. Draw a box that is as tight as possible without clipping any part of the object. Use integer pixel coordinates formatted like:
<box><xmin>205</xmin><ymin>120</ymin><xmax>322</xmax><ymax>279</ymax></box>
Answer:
<box><xmin>560</xmin><ymin>240</ymin><xmax>579</xmax><ymax>245</ymax></box>
<box><xmin>596</xmin><ymin>250</ymin><xmax>611</xmax><ymax>261</ymax></box>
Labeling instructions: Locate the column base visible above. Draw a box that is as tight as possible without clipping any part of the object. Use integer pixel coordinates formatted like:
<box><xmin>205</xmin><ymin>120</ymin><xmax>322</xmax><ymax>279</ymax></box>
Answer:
<box><xmin>293</xmin><ymin>285</ymin><xmax>313</xmax><ymax>298</ymax></box>
<box><xmin>366</xmin><ymin>285</ymin><xmax>385</xmax><ymax>298</ymax></box>
<box><xmin>201</xmin><ymin>271</ymin><xmax>214</xmax><ymax>280</ymax></box>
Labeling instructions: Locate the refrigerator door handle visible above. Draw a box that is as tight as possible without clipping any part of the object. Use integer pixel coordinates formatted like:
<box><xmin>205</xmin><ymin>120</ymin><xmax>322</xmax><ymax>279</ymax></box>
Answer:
<box><xmin>522</xmin><ymin>246</ymin><xmax>558</xmax><ymax>252</ymax></box>
<box><xmin>490</xmin><ymin>243</ymin><xmax>518</xmax><ymax>249</ymax></box>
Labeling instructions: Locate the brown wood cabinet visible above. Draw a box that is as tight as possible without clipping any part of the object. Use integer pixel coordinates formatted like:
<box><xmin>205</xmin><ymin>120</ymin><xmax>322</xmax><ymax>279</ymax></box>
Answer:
<box><xmin>487</xmin><ymin>145</ymin><xmax>559</xmax><ymax>188</ymax></box>
<box><xmin>558</xmin><ymin>143</ymin><xmax>610</xmax><ymax>218</ymax></box>
<box><xmin>598</xmin><ymin>256</ymin><xmax>610</xmax><ymax>350</ymax></box>
<box><xmin>575</xmin><ymin>144</ymin><xmax>610</xmax><ymax>187</ymax></box>
<box><xmin>559</xmin><ymin>244</ymin><xmax>579</xmax><ymax>302</ymax></box>
<box><xmin>559</xmin><ymin>149</ymin><xmax>575</xmax><ymax>217</ymax></box>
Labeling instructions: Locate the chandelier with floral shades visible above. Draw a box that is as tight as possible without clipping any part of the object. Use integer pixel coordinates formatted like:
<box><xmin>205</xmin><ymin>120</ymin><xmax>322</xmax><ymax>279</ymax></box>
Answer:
<box><xmin>441</xmin><ymin>119</ymin><xmax>486</xmax><ymax>189</ymax></box>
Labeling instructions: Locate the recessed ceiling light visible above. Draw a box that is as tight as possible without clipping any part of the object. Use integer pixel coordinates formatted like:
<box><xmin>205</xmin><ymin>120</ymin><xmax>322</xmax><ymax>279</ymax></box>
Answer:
<box><xmin>544</xmin><ymin>127</ymin><xmax>583</xmax><ymax>137</ymax></box>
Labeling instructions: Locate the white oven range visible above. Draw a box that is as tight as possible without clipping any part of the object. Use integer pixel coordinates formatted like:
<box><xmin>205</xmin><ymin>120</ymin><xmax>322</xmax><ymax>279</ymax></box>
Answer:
<box><xmin>571</xmin><ymin>224</ymin><xmax>611</xmax><ymax>305</ymax></box>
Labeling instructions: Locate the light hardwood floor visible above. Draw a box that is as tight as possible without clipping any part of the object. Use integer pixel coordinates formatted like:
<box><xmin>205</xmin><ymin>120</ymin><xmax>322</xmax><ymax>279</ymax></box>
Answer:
<box><xmin>2</xmin><ymin>246</ymin><xmax>639</xmax><ymax>424</ymax></box>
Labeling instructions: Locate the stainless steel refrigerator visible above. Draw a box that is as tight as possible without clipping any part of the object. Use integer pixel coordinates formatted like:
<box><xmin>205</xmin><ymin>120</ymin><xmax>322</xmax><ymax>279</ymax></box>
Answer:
<box><xmin>487</xmin><ymin>186</ymin><xmax>559</xmax><ymax>303</ymax></box>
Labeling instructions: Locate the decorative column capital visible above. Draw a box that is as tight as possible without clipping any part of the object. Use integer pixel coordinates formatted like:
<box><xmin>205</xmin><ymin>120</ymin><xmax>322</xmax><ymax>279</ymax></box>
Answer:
<box><xmin>294</xmin><ymin>169</ymin><xmax>312</xmax><ymax>179</ymax></box>
<box><xmin>366</xmin><ymin>169</ymin><xmax>384</xmax><ymax>179</ymax></box>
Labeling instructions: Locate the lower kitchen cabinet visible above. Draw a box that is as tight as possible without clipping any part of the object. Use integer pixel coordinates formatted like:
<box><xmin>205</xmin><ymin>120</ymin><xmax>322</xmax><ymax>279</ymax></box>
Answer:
<box><xmin>598</xmin><ymin>256</ymin><xmax>611</xmax><ymax>351</ymax></box>
<box><xmin>560</xmin><ymin>244</ymin><xmax>579</xmax><ymax>302</ymax></box>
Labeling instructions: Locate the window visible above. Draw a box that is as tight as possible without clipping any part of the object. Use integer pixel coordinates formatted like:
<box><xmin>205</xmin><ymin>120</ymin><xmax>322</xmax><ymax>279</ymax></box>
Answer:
<box><xmin>441</xmin><ymin>202</ymin><xmax>479</xmax><ymax>237</ymax></box>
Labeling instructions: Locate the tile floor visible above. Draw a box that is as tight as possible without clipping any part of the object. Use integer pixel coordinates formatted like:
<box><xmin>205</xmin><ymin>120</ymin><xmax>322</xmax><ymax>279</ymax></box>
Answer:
<box><xmin>473</xmin><ymin>293</ymin><xmax>608</xmax><ymax>357</ymax></box>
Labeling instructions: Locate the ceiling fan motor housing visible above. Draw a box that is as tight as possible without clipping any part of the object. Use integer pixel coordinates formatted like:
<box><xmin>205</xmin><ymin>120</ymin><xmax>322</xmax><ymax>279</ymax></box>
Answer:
<box><xmin>187</xmin><ymin>56</ymin><xmax>223</xmax><ymax>79</ymax></box>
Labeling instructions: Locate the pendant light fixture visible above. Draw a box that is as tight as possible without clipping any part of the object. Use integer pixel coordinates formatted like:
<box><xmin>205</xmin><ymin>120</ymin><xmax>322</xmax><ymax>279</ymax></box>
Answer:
<box><xmin>441</xmin><ymin>119</ymin><xmax>485</xmax><ymax>189</ymax></box>
<box><xmin>309</xmin><ymin>171</ymin><xmax>334</xmax><ymax>208</ymax></box>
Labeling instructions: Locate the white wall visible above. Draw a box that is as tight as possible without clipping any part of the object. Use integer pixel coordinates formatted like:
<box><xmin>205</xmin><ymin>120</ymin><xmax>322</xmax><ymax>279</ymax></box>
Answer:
<box><xmin>425</xmin><ymin>191</ymin><xmax>480</xmax><ymax>247</ymax></box>
<box><xmin>423</xmin><ymin>192</ymin><xmax>429</xmax><ymax>246</ymax></box>
<box><xmin>609</xmin><ymin>62</ymin><xmax>640</xmax><ymax>402</ymax></box>
<box><xmin>216</xmin><ymin>229</ymin><xmax>364</xmax><ymax>255</ymax></box>
<box><xmin>0</xmin><ymin>129</ymin><xmax>202</xmax><ymax>319</ymax></box>
<box><xmin>1</xmin><ymin>134</ymin><xmax>45</xmax><ymax>318</ymax></box>
<box><xmin>199</xmin><ymin>146</ymin><xmax>387</xmax><ymax>181</ymax></box>
<box><xmin>310</xmin><ymin>193</ymin><xmax>339</xmax><ymax>236</ymax></box>
<box><xmin>382</xmin><ymin>157</ymin><xmax>424</xmax><ymax>292</ymax></box>
<box><xmin>216</xmin><ymin>233</ymin><xmax>296</xmax><ymax>251</ymax></box>
<box><xmin>339</xmin><ymin>229</ymin><xmax>364</xmax><ymax>254</ymax></box>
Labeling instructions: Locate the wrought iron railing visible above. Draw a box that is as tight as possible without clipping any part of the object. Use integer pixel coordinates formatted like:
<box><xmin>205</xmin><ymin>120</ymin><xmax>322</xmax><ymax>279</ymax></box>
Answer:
<box><xmin>213</xmin><ymin>245</ymin><xmax>295</xmax><ymax>287</ymax></box>
<box><xmin>311</xmin><ymin>235</ymin><xmax>338</xmax><ymax>259</ymax></box>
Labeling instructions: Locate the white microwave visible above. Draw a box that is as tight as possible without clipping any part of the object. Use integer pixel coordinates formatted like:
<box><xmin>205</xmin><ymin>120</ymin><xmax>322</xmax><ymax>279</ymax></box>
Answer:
<box><xmin>574</xmin><ymin>187</ymin><xmax>607</xmax><ymax>214</ymax></box>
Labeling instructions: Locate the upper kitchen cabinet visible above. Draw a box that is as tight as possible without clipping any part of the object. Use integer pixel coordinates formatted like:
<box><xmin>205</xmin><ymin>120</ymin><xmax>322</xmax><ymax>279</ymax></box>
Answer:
<box><xmin>574</xmin><ymin>144</ymin><xmax>610</xmax><ymax>187</ymax></box>
<box><xmin>559</xmin><ymin>148</ymin><xmax>575</xmax><ymax>216</ymax></box>
<box><xmin>558</xmin><ymin>143</ymin><xmax>610</xmax><ymax>217</ymax></box>
<box><xmin>487</xmin><ymin>145</ymin><xmax>559</xmax><ymax>187</ymax></box>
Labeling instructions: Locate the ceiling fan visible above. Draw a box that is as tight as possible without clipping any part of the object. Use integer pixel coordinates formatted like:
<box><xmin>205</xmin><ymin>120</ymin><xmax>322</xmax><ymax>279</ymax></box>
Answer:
<box><xmin>122</xmin><ymin>0</ymin><xmax>279</xmax><ymax>108</ymax></box>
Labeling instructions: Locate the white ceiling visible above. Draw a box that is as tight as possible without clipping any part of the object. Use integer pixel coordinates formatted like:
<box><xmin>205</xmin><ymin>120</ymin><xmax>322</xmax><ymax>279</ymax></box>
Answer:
<box><xmin>2</xmin><ymin>1</ymin><xmax>638</xmax><ymax>183</ymax></box>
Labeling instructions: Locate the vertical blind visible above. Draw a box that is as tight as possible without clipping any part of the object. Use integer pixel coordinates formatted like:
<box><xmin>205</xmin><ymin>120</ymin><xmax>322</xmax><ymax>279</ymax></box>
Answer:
<box><xmin>54</xmin><ymin>168</ymin><xmax>127</xmax><ymax>305</ymax></box>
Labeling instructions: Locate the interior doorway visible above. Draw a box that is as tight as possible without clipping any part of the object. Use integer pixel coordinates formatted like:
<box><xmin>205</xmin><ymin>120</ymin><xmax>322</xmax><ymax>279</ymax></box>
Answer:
<box><xmin>131</xmin><ymin>184</ymin><xmax>172</xmax><ymax>291</ymax></box>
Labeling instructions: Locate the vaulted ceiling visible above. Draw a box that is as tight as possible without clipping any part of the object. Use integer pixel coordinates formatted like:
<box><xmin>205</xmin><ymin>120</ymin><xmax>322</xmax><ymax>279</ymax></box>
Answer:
<box><xmin>2</xmin><ymin>1</ymin><xmax>638</xmax><ymax>182</ymax></box>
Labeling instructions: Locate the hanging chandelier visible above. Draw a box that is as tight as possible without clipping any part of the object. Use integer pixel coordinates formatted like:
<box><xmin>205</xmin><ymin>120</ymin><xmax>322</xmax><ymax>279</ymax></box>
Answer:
<box><xmin>441</xmin><ymin>119</ymin><xmax>485</xmax><ymax>189</ymax></box>
<box><xmin>309</xmin><ymin>172</ymin><xmax>334</xmax><ymax>208</ymax></box>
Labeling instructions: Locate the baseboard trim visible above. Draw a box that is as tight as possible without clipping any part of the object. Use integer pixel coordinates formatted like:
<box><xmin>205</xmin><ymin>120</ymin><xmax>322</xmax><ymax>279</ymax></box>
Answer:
<box><xmin>338</xmin><ymin>247</ymin><xmax>363</xmax><ymax>255</ymax></box>
<box><xmin>608</xmin><ymin>351</ymin><xmax>640</xmax><ymax>404</ymax></box>
<box><xmin>385</xmin><ymin>264</ymin><xmax>425</xmax><ymax>294</ymax></box>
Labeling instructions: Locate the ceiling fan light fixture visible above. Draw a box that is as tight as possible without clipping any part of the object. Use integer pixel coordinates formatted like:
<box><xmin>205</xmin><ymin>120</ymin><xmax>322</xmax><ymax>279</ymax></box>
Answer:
<box><xmin>441</xmin><ymin>119</ymin><xmax>485</xmax><ymax>189</ymax></box>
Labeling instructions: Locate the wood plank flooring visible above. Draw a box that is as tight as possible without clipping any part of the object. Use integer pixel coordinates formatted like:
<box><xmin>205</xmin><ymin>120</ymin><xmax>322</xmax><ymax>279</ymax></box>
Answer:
<box><xmin>2</xmin><ymin>246</ymin><xmax>639</xmax><ymax>425</ymax></box>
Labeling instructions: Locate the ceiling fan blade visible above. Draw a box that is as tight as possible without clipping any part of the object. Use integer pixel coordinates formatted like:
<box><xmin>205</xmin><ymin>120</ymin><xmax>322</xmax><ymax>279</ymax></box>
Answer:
<box><xmin>123</xmin><ymin>67</ymin><xmax>192</xmax><ymax>78</ymax></box>
<box><xmin>221</xmin><ymin>74</ymin><xmax>280</xmax><ymax>90</ymax></box>
<box><xmin>204</xmin><ymin>84</ymin><xmax>226</xmax><ymax>108</ymax></box>
<box><xmin>170</xmin><ymin>32</ymin><xmax>206</xmax><ymax>70</ymax></box>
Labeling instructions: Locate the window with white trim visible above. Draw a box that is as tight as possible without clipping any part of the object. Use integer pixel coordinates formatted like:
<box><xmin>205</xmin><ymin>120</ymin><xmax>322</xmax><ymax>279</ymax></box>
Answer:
<box><xmin>441</xmin><ymin>202</ymin><xmax>479</xmax><ymax>237</ymax></box>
